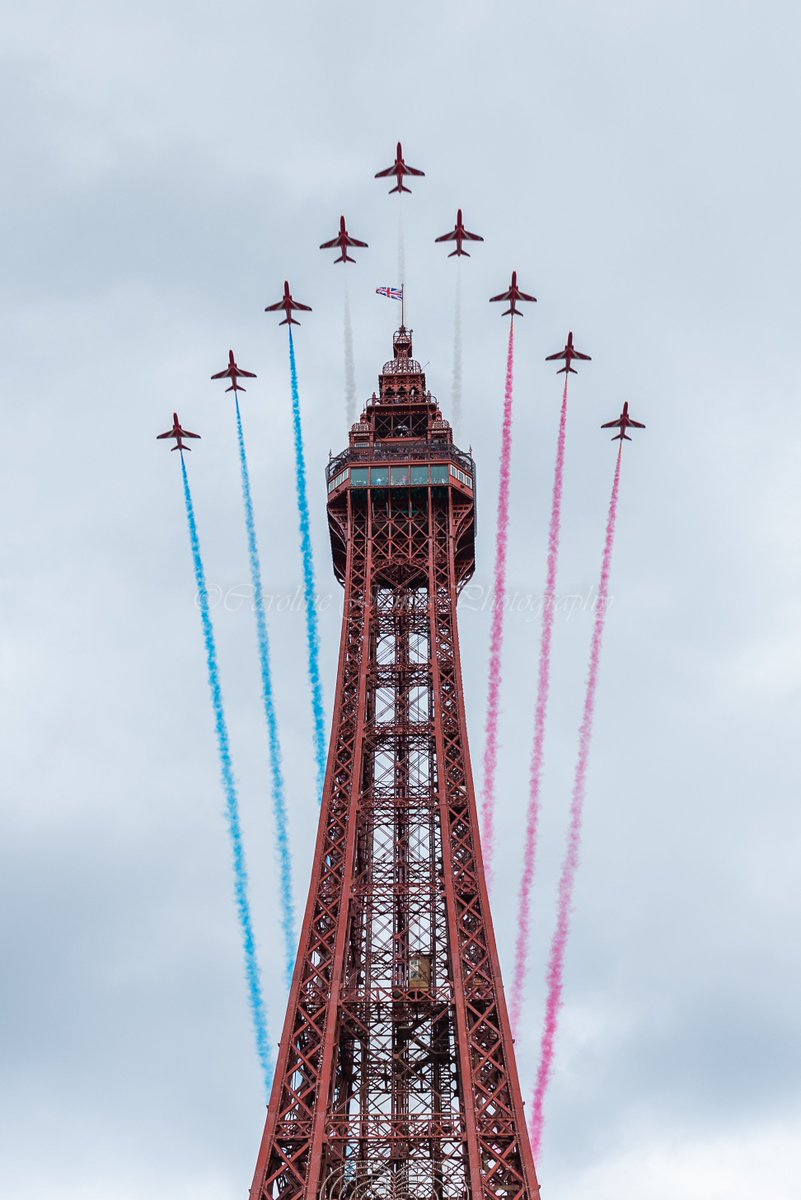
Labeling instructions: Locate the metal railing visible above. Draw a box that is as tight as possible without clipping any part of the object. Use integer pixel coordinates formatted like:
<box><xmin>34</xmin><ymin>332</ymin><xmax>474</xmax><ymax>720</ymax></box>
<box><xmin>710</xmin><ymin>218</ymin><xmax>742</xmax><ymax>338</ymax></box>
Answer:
<box><xmin>327</xmin><ymin>441</ymin><xmax>474</xmax><ymax>481</ymax></box>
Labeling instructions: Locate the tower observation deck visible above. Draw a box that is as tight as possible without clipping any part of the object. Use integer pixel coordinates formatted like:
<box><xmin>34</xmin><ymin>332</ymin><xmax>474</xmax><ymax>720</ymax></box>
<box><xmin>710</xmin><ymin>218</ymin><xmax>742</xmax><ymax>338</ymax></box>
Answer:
<box><xmin>250</xmin><ymin>328</ymin><xmax>540</xmax><ymax>1200</ymax></box>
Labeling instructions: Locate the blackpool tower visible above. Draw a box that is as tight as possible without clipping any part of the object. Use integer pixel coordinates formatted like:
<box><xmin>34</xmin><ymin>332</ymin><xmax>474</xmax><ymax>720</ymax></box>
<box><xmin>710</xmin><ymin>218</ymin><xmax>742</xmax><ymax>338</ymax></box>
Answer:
<box><xmin>250</xmin><ymin>327</ymin><xmax>541</xmax><ymax>1200</ymax></box>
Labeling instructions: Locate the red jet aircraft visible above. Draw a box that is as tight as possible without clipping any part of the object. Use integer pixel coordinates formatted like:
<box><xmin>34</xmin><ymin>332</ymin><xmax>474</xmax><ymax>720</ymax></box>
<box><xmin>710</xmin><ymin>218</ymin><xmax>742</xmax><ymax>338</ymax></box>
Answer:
<box><xmin>601</xmin><ymin>402</ymin><xmax>646</xmax><ymax>441</ymax></box>
<box><xmin>375</xmin><ymin>142</ymin><xmax>425</xmax><ymax>194</ymax></box>
<box><xmin>264</xmin><ymin>281</ymin><xmax>312</xmax><ymax>326</ymax></box>
<box><xmin>210</xmin><ymin>349</ymin><xmax>257</xmax><ymax>392</ymax></box>
<box><xmin>319</xmin><ymin>215</ymin><xmax>369</xmax><ymax>263</ymax></box>
<box><xmin>489</xmin><ymin>271</ymin><xmax>538</xmax><ymax>317</ymax></box>
<box><xmin>545</xmin><ymin>331</ymin><xmax>592</xmax><ymax>374</ymax></box>
<box><xmin>157</xmin><ymin>413</ymin><xmax>200</xmax><ymax>452</ymax></box>
<box><xmin>435</xmin><ymin>209</ymin><xmax>484</xmax><ymax>257</ymax></box>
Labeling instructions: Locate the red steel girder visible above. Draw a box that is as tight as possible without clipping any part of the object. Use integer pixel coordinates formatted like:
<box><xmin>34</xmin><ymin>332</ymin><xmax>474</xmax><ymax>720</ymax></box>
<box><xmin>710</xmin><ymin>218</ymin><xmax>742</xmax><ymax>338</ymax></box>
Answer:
<box><xmin>249</xmin><ymin>331</ymin><xmax>540</xmax><ymax>1200</ymax></box>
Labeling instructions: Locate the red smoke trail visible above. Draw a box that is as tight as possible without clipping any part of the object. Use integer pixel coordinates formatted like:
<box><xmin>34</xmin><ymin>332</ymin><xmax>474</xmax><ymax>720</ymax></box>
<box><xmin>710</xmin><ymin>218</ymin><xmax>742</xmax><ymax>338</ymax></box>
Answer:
<box><xmin>481</xmin><ymin>321</ymin><xmax>515</xmax><ymax>887</ymax></box>
<box><xmin>529</xmin><ymin>445</ymin><xmax>623</xmax><ymax>1157</ymax></box>
<box><xmin>510</xmin><ymin>376</ymin><xmax>569</xmax><ymax>1031</ymax></box>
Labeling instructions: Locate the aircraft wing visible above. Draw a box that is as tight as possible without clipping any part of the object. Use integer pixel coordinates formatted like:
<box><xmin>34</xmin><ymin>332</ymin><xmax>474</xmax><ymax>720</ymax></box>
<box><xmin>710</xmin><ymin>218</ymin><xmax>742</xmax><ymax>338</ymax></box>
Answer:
<box><xmin>210</xmin><ymin>368</ymin><xmax>229</xmax><ymax>379</ymax></box>
<box><xmin>573</xmin><ymin>350</ymin><xmax>592</xmax><ymax>361</ymax></box>
<box><xmin>319</xmin><ymin>235</ymin><xmax>341</xmax><ymax>248</ymax></box>
<box><xmin>374</xmin><ymin>165</ymin><xmax>396</xmax><ymax>178</ymax></box>
<box><xmin>518</xmin><ymin>289</ymin><xmax>537</xmax><ymax>302</ymax></box>
<box><xmin>545</xmin><ymin>349</ymin><xmax>567</xmax><ymax>361</ymax></box>
<box><xmin>628</xmin><ymin>418</ymin><xmax>646</xmax><ymax>428</ymax></box>
<box><xmin>405</xmin><ymin>166</ymin><xmax>425</xmax><ymax>176</ymax></box>
<box><xmin>239</xmin><ymin>368</ymin><xmax>257</xmax><ymax>378</ymax></box>
<box><xmin>264</xmin><ymin>299</ymin><xmax>286</xmax><ymax>311</ymax></box>
<box><xmin>463</xmin><ymin>230</ymin><xmax>484</xmax><ymax>241</ymax></box>
<box><xmin>489</xmin><ymin>288</ymin><xmax>512</xmax><ymax>302</ymax></box>
<box><xmin>183</xmin><ymin>429</ymin><xmax>200</xmax><ymax>438</ymax></box>
<box><xmin>156</xmin><ymin>430</ymin><xmax>174</xmax><ymax>439</ymax></box>
<box><xmin>292</xmin><ymin>300</ymin><xmax>313</xmax><ymax>312</ymax></box>
<box><xmin>601</xmin><ymin>418</ymin><xmax>622</xmax><ymax>429</ymax></box>
<box><xmin>435</xmin><ymin>230</ymin><xmax>458</xmax><ymax>242</ymax></box>
<box><xmin>347</xmin><ymin>236</ymin><xmax>368</xmax><ymax>248</ymax></box>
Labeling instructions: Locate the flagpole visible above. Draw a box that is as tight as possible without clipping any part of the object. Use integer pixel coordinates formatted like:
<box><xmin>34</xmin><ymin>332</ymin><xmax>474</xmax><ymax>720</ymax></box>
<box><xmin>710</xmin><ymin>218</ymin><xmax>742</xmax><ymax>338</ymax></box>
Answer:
<box><xmin>401</xmin><ymin>286</ymin><xmax>404</xmax><ymax>329</ymax></box>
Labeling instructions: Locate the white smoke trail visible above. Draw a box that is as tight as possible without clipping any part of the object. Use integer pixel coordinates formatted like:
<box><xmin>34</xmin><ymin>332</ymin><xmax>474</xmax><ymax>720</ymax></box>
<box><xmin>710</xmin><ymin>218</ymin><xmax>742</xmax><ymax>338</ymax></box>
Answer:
<box><xmin>398</xmin><ymin>203</ymin><xmax>406</xmax><ymax>293</ymax></box>
<box><xmin>344</xmin><ymin>276</ymin><xmax>356</xmax><ymax>425</ymax></box>
<box><xmin>452</xmin><ymin>263</ymin><xmax>463</xmax><ymax>437</ymax></box>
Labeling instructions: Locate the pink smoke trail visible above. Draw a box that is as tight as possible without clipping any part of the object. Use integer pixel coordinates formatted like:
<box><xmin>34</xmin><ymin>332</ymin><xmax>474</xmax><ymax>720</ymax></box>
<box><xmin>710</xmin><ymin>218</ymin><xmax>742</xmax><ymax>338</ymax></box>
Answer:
<box><xmin>529</xmin><ymin>445</ymin><xmax>623</xmax><ymax>1158</ymax></box>
<box><xmin>481</xmin><ymin>321</ymin><xmax>515</xmax><ymax>888</ymax></box>
<box><xmin>510</xmin><ymin>376</ymin><xmax>570</xmax><ymax>1031</ymax></box>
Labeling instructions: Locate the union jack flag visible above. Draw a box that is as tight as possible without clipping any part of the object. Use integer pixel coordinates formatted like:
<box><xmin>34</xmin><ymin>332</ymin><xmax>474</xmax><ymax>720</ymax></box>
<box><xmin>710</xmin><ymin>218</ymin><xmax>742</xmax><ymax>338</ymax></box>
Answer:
<box><xmin>376</xmin><ymin>286</ymin><xmax>403</xmax><ymax>301</ymax></box>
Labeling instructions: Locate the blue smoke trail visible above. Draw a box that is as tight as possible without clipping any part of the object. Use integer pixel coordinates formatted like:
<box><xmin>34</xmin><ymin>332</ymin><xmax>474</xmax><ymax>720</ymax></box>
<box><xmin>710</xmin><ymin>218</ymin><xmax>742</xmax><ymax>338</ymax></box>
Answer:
<box><xmin>288</xmin><ymin>329</ymin><xmax>327</xmax><ymax>800</ymax></box>
<box><xmin>179</xmin><ymin>453</ymin><xmax>273</xmax><ymax>1093</ymax></box>
<box><xmin>234</xmin><ymin>395</ymin><xmax>296</xmax><ymax>988</ymax></box>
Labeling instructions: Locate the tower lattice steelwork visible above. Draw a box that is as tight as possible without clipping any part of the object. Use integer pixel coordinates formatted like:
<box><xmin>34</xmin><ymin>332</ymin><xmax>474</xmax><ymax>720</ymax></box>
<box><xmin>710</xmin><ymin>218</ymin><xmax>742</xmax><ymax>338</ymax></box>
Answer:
<box><xmin>250</xmin><ymin>328</ymin><xmax>540</xmax><ymax>1200</ymax></box>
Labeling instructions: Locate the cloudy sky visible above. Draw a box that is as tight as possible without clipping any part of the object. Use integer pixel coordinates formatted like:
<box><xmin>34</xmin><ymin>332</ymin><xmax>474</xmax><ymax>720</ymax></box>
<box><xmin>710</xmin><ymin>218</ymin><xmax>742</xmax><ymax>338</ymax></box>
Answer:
<box><xmin>2</xmin><ymin>2</ymin><xmax>800</xmax><ymax>1197</ymax></box>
